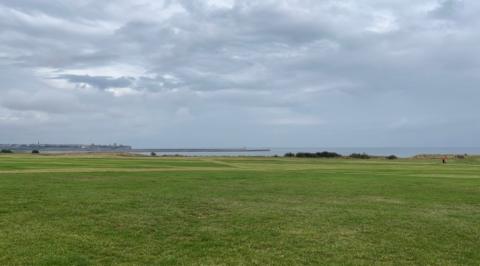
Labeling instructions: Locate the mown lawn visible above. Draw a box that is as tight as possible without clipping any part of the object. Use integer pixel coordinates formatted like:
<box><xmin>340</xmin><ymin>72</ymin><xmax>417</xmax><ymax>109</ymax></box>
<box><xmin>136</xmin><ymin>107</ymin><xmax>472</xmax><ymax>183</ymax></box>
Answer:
<box><xmin>0</xmin><ymin>154</ymin><xmax>479</xmax><ymax>265</ymax></box>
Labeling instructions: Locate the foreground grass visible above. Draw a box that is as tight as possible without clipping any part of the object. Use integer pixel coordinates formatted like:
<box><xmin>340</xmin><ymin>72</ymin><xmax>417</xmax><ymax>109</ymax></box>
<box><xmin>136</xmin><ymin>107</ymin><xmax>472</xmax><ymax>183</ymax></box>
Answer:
<box><xmin>0</xmin><ymin>154</ymin><xmax>479</xmax><ymax>265</ymax></box>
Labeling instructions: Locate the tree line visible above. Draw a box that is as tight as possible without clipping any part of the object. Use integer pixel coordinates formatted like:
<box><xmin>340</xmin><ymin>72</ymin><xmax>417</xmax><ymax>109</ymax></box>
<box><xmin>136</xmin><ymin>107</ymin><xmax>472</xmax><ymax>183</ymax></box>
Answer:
<box><xmin>284</xmin><ymin>151</ymin><xmax>397</xmax><ymax>160</ymax></box>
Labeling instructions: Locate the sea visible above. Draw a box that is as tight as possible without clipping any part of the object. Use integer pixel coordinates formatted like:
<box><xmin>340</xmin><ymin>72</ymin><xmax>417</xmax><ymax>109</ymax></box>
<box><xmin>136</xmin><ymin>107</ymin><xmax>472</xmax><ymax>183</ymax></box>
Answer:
<box><xmin>132</xmin><ymin>147</ymin><xmax>480</xmax><ymax>158</ymax></box>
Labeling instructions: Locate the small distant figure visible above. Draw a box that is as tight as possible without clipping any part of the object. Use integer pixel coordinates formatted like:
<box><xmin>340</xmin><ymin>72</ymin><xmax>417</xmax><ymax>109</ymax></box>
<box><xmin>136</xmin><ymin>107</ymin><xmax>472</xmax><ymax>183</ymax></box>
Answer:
<box><xmin>442</xmin><ymin>156</ymin><xmax>447</xmax><ymax>164</ymax></box>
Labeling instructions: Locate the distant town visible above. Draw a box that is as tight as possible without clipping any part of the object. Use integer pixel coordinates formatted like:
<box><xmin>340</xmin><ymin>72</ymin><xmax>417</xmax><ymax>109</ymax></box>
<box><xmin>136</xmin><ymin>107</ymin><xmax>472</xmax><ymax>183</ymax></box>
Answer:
<box><xmin>0</xmin><ymin>143</ymin><xmax>132</xmax><ymax>152</ymax></box>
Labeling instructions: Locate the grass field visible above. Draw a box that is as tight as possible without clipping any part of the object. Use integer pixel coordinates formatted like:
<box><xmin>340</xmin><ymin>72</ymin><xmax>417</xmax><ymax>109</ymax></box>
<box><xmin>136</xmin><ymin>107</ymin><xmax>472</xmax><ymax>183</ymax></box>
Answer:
<box><xmin>0</xmin><ymin>154</ymin><xmax>479</xmax><ymax>265</ymax></box>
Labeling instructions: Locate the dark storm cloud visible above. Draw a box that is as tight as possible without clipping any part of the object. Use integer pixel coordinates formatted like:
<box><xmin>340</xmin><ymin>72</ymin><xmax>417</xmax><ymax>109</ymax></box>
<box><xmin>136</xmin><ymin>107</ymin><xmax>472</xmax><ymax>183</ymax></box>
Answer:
<box><xmin>56</xmin><ymin>75</ymin><xmax>134</xmax><ymax>90</ymax></box>
<box><xmin>0</xmin><ymin>0</ymin><xmax>479</xmax><ymax>147</ymax></box>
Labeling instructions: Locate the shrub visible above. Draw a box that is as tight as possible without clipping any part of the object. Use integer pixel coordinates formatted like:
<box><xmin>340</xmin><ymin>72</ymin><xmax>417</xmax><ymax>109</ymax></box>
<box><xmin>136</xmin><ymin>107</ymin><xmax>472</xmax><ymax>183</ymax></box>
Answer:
<box><xmin>386</xmin><ymin>155</ymin><xmax>398</xmax><ymax>160</ymax></box>
<box><xmin>285</xmin><ymin>151</ymin><xmax>342</xmax><ymax>158</ymax></box>
<box><xmin>315</xmin><ymin>151</ymin><xmax>342</xmax><ymax>158</ymax></box>
<box><xmin>150</xmin><ymin>152</ymin><xmax>157</xmax><ymax>156</ymax></box>
<box><xmin>1</xmin><ymin>149</ymin><xmax>13</xmax><ymax>153</ymax></box>
<box><xmin>32</xmin><ymin>150</ymin><xmax>40</xmax><ymax>154</ymax></box>
<box><xmin>295</xmin><ymin>152</ymin><xmax>315</xmax><ymax>158</ymax></box>
<box><xmin>349</xmin><ymin>153</ymin><xmax>370</xmax><ymax>159</ymax></box>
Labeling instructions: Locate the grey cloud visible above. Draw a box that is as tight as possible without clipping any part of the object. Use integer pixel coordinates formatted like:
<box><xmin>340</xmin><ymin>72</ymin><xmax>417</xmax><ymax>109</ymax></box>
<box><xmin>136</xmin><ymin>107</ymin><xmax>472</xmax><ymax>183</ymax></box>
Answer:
<box><xmin>431</xmin><ymin>0</ymin><xmax>464</xmax><ymax>19</ymax></box>
<box><xmin>57</xmin><ymin>75</ymin><xmax>134</xmax><ymax>90</ymax></box>
<box><xmin>1</xmin><ymin>91</ymin><xmax>83</xmax><ymax>114</ymax></box>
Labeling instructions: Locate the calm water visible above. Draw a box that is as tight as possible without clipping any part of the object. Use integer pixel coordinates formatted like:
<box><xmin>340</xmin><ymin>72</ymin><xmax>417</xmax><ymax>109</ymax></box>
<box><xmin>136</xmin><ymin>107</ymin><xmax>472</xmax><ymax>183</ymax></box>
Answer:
<box><xmin>133</xmin><ymin>147</ymin><xmax>480</xmax><ymax>158</ymax></box>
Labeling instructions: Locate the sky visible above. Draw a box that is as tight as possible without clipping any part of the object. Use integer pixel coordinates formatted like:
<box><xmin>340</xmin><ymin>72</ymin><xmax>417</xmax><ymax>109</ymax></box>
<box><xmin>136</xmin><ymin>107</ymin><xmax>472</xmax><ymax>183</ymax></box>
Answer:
<box><xmin>0</xmin><ymin>0</ymin><xmax>479</xmax><ymax>148</ymax></box>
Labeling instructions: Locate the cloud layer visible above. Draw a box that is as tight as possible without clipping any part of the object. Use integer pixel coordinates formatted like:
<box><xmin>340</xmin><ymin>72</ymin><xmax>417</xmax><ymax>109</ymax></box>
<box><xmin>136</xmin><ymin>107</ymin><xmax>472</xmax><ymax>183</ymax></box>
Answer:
<box><xmin>1</xmin><ymin>0</ymin><xmax>479</xmax><ymax>147</ymax></box>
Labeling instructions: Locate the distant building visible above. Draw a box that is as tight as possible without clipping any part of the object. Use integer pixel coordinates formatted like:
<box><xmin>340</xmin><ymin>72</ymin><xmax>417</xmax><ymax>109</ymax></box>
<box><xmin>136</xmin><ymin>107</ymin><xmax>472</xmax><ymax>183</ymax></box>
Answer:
<box><xmin>0</xmin><ymin>143</ymin><xmax>132</xmax><ymax>152</ymax></box>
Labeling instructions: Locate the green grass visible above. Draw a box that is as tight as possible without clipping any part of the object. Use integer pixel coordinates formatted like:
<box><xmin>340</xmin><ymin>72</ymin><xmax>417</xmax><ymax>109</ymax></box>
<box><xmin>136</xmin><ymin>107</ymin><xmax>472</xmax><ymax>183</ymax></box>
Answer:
<box><xmin>0</xmin><ymin>154</ymin><xmax>479</xmax><ymax>265</ymax></box>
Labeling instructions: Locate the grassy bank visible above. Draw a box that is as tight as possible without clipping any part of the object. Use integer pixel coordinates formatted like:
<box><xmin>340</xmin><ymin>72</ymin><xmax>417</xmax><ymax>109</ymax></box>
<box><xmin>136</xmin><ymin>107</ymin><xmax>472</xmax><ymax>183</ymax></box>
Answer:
<box><xmin>0</xmin><ymin>154</ymin><xmax>479</xmax><ymax>265</ymax></box>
